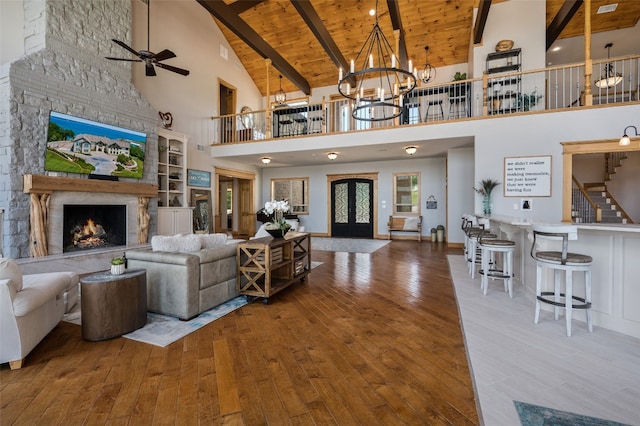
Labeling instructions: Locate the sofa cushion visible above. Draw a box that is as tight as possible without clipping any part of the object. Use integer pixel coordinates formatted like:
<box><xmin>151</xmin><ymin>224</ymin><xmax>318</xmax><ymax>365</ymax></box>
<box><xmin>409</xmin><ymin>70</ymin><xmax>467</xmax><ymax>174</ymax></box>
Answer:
<box><xmin>151</xmin><ymin>234</ymin><xmax>202</xmax><ymax>253</ymax></box>
<box><xmin>14</xmin><ymin>273</ymin><xmax>70</xmax><ymax>317</ymax></box>
<box><xmin>0</xmin><ymin>258</ymin><xmax>23</xmax><ymax>292</ymax></box>
<box><xmin>200</xmin><ymin>233</ymin><xmax>228</xmax><ymax>249</ymax></box>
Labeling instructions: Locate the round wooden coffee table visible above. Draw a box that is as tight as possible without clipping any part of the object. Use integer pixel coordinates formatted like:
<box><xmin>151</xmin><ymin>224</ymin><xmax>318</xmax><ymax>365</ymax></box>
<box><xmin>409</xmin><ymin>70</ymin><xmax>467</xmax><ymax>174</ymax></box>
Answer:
<box><xmin>80</xmin><ymin>268</ymin><xmax>147</xmax><ymax>341</ymax></box>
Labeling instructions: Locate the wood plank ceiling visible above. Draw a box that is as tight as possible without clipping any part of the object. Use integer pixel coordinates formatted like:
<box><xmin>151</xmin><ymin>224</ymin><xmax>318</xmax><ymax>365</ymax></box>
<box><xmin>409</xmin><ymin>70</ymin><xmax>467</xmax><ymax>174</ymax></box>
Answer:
<box><xmin>197</xmin><ymin>0</ymin><xmax>640</xmax><ymax>97</ymax></box>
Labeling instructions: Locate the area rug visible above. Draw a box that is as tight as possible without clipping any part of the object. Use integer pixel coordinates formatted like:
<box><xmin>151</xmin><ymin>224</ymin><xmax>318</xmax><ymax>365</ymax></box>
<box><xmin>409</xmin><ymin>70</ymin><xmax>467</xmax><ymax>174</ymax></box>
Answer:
<box><xmin>514</xmin><ymin>401</ymin><xmax>631</xmax><ymax>426</ymax></box>
<box><xmin>64</xmin><ymin>296</ymin><xmax>247</xmax><ymax>347</ymax></box>
<box><xmin>311</xmin><ymin>237</ymin><xmax>390</xmax><ymax>253</ymax></box>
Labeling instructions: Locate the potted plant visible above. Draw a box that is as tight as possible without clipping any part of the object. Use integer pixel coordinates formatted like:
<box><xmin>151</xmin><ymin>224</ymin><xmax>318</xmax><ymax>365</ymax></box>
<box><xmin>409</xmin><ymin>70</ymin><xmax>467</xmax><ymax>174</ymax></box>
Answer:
<box><xmin>263</xmin><ymin>200</ymin><xmax>292</xmax><ymax>238</ymax></box>
<box><xmin>449</xmin><ymin>72</ymin><xmax>467</xmax><ymax>98</ymax></box>
<box><xmin>474</xmin><ymin>179</ymin><xmax>501</xmax><ymax>215</ymax></box>
<box><xmin>110</xmin><ymin>256</ymin><xmax>126</xmax><ymax>275</ymax></box>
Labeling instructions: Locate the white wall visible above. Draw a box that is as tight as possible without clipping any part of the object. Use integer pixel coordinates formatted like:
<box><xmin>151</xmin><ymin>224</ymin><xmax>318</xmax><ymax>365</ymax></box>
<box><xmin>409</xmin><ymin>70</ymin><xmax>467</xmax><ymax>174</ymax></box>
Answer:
<box><xmin>447</xmin><ymin>147</ymin><xmax>475</xmax><ymax>244</ymax></box>
<box><xmin>0</xmin><ymin>0</ymin><xmax>25</xmax><ymax>66</ymax></box>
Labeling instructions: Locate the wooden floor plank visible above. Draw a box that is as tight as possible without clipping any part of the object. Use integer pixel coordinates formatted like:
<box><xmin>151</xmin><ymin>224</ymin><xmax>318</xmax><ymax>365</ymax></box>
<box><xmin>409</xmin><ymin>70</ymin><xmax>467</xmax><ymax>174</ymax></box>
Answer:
<box><xmin>214</xmin><ymin>338</ymin><xmax>242</xmax><ymax>415</ymax></box>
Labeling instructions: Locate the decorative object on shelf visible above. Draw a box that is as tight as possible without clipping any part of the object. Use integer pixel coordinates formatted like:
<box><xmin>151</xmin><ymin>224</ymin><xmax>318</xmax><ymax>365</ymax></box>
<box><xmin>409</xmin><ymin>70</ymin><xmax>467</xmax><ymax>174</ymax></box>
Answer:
<box><xmin>420</xmin><ymin>46</ymin><xmax>436</xmax><ymax>84</ymax></box>
<box><xmin>159</xmin><ymin>111</ymin><xmax>173</xmax><ymax>128</ymax></box>
<box><xmin>448</xmin><ymin>71</ymin><xmax>468</xmax><ymax>99</ymax></box>
<box><xmin>404</xmin><ymin>146</ymin><xmax>417</xmax><ymax>155</ymax></box>
<box><xmin>327</xmin><ymin>152</ymin><xmax>338</xmax><ymax>160</ymax></box>
<box><xmin>337</xmin><ymin>0</ymin><xmax>416</xmax><ymax>121</ymax></box>
<box><xmin>619</xmin><ymin>125</ymin><xmax>638</xmax><ymax>146</ymax></box>
<box><xmin>110</xmin><ymin>257</ymin><xmax>126</xmax><ymax>275</ymax></box>
<box><xmin>474</xmin><ymin>179</ymin><xmax>500</xmax><ymax>216</ymax></box>
<box><xmin>263</xmin><ymin>199</ymin><xmax>291</xmax><ymax>238</ymax></box>
<box><xmin>495</xmin><ymin>39</ymin><xmax>514</xmax><ymax>52</ymax></box>
<box><xmin>595</xmin><ymin>43</ymin><xmax>622</xmax><ymax>89</ymax></box>
<box><xmin>516</xmin><ymin>90</ymin><xmax>543</xmax><ymax>112</ymax></box>
<box><xmin>261</xmin><ymin>157</ymin><xmax>271</xmax><ymax>164</ymax></box>
<box><xmin>274</xmin><ymin>75</ymin><xmax>286</xmax><ymax>105</ymax></box>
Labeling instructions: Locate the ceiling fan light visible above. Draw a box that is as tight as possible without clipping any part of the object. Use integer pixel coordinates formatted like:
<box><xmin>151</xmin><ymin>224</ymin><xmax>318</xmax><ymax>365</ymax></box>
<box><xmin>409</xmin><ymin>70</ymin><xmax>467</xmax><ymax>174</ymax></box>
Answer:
<box><xmin>405</xmin><ymin>146</ymin><xmax>417</xmax><ymax>155</ymax></box>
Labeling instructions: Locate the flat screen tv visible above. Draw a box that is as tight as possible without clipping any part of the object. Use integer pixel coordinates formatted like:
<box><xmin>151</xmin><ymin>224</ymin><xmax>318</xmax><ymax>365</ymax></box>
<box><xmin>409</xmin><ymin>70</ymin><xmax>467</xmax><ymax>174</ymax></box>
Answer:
<box><xmin>45</xmin><ymin>111</ymin><xmax>147</xmax><ymax>179</ymax></box>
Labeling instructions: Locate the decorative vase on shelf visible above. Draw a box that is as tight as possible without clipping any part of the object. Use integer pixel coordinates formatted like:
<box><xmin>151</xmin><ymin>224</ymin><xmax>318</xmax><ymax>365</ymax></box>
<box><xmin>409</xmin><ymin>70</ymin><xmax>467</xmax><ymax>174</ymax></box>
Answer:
<box><xmin>266</xmin><ymin>227</ymin><xmax>289</xmax><ymax>239</ymax></box>
<box><xmin>483</xmin><ymin>194</ymin><xmax>492</xmax><ymax>216</ymax></box>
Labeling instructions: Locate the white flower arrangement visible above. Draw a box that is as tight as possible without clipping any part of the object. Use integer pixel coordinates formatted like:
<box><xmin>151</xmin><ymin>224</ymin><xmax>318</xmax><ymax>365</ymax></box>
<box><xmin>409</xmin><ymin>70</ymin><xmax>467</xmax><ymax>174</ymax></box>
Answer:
<box><xmin>264</xmin><ymin>200</ymin><xmax>291</xmax><ymax>231</ymax></box>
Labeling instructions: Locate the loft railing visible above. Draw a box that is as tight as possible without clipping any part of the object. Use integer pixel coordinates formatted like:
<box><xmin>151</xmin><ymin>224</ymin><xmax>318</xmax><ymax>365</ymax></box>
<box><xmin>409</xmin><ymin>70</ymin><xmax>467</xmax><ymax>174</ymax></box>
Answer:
<box><xmin>210</xmin><ymin>54</ymin><xmax>640</xmax><ymax>145</ymax></box>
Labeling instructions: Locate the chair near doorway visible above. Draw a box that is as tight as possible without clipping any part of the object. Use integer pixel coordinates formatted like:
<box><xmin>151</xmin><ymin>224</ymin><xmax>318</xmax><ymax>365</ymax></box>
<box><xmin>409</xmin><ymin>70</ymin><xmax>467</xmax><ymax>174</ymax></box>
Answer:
<box><xmin>530</xmin><ymin>224</ymin><xmax>593</xmax><ymax>337</ymax></box>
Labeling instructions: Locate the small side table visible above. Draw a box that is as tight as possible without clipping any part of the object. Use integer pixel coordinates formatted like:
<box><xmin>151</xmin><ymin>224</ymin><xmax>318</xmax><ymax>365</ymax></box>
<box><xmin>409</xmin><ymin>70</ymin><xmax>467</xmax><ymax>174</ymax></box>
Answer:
<box><xmin>80</xmin><ymin>268</ymin><xmax>147</xmax><ymax>341</ymax></box>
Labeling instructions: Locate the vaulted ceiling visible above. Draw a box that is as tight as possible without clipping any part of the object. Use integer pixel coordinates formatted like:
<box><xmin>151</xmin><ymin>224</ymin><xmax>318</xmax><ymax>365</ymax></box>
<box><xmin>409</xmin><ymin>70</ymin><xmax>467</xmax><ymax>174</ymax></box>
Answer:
<box><xmin>196</xmin><ymin>0</ymin><xmax>640</xmax><ymax>97</ymax></box>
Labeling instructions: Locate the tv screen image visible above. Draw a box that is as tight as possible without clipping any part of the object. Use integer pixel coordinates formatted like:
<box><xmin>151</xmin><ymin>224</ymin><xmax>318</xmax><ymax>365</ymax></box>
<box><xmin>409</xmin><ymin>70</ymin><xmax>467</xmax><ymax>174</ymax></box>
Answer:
<box><xmin>45</xmin><ymin>111</ymin><xmax>147</xmax><ymax>179</ymax></box>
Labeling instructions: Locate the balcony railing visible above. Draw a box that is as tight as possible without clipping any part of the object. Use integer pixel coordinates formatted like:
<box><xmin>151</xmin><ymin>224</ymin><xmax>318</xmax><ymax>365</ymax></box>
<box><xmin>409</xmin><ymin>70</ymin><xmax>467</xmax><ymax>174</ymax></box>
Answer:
<box><xmin>211</xmin><ymin>54</ymin><xmax>640</xmax><ymax>145</ymax></box>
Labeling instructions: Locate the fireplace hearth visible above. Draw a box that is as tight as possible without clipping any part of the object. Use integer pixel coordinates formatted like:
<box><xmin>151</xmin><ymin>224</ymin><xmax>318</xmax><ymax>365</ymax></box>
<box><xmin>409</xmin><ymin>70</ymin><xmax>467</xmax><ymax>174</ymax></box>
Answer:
<box><xmin>63</xmin><ymin>205</ymin><xmax>127</xmax><ymax>252</ymax></box>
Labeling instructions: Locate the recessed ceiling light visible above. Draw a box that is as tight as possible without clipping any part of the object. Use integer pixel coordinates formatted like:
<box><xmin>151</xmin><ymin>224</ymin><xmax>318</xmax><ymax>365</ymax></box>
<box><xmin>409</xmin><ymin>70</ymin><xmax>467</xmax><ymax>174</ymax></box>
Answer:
<box><xmin>597</xmin><ymin>3</ymin><xmax>618</xmax><ymax>14</ymax></box>
<box><xmin>369</xmin><ymin>9</ymin><xmax>375</xmax><ymax>16</ymax></box>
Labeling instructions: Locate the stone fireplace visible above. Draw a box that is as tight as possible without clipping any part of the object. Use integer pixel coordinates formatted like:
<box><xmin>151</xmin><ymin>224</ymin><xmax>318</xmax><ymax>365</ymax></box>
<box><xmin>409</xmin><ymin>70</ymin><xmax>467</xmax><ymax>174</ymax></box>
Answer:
<box><xmin>1</xmin><ymin>0</ymin><xmax>159</xmax><ymax>259</ymax></box>
<box><xmin>62</xmin><ymin>204</ymin><xmax>127</xmax><ymax>253</ymax></box>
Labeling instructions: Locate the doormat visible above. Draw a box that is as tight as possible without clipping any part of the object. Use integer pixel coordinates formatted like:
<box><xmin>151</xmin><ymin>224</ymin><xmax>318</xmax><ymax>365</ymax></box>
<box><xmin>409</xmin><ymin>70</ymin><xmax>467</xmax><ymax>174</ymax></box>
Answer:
<box><xmin>311</xmin><ymin>237</ymin><xmax>390</xmax><ymax>253</ymax></box>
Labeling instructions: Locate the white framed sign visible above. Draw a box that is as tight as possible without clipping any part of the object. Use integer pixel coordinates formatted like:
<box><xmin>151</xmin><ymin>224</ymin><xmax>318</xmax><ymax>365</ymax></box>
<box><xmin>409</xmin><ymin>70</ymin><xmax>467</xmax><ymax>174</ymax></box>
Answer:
<box><xmin>504</xmin><ymin>156</ymin><xmax>552</xmax><ymax>197</ymax></box>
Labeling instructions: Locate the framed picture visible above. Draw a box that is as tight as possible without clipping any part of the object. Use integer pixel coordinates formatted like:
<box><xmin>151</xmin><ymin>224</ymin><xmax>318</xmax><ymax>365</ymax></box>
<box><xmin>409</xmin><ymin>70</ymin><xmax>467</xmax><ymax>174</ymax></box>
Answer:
<box><xmin>187</xmin><ymin>169</ymin><xmax>211</xmax><ymax>188</ymax></box>
<box><xmin>504</xmin><ymin>155</ymin><xmax>552</xmax><ymax>197</ymax></box>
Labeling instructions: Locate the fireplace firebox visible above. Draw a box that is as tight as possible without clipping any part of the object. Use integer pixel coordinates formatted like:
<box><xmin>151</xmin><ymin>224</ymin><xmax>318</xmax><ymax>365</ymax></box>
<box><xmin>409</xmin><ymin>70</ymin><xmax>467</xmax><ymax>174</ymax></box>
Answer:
<box><xmin>63</xmin><ymin>205</ymin><xmax>127</xmax><ymax>252</ymax></box>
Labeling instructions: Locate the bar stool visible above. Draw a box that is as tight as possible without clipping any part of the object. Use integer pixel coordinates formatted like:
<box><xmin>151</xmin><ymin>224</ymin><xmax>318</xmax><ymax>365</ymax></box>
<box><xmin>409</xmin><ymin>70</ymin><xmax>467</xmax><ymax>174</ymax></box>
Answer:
<box><xmin>279</xmin><ymin>117</ymin><xmax>293</xmax><ymax>136</ymax></box>
<box><xmin>425</xmin><ymin>99</ymin><xmax>444</xmax><ymax>121</ymax></box>
<box><xmin>468</xmin><ymin>218</ymin><xmax>497</xmax><ymax>279</ymax></box>
<box><xmin>461</xmin><ymin>215</ymin><xmax>480</xmax><ymax>275</ymax></box>
<box><xmin>530</xmin><ymin>224</ymin><xmax>593</xmax><ymax>337</ymax></box>
<box><xmin>293</xmin><ymin>116</ymin><xmax>308</xmax><ymax>135</ymax></box>
<box><xmin>309</xmin><ymin>115</ymin><xmax>323</xmax><ymax>133</ymax></box>
<box><xmin>478</xmin><ymin>230</ymin><xmax>515</xmax><ymax>297</ymax></box>
<box><xmin>448</xmin><ymin>95</ymin><xmax>466</xmax><ymax>119</ymax></box>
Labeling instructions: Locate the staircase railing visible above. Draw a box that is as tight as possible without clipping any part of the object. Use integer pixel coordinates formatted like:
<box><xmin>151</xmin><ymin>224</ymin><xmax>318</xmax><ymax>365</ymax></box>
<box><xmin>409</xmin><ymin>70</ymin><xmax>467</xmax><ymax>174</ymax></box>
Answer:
<box><xmin>604</xmin><ymin>152</ymin><xmax>628</xmax><ymax>181</ymax></box>
<box><xmin>572</xmin><ymin>176</ymin><xmax>601</xmax><ymax>223</ymax></box>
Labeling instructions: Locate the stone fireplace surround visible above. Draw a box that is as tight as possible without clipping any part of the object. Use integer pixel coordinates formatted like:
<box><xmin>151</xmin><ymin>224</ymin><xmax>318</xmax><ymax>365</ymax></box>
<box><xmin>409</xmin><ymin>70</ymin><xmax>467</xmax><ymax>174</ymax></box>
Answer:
<box><xmin>23</xmin><ymin>174</ymin><xmax>157</xmax><ymax>257</ymax></box>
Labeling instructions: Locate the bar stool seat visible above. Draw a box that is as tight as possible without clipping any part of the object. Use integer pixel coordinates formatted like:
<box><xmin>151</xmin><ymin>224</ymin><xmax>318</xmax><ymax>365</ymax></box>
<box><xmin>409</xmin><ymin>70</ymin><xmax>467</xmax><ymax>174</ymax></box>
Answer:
<box><xmin>479</xmin><ymin>236</ymin><xmax>516</xmax><ymax>297</ymax></box>
<box><xmin>530</xmin><ymin>224</ymin><xmax>593</xmax><ymax>337</ymax></box>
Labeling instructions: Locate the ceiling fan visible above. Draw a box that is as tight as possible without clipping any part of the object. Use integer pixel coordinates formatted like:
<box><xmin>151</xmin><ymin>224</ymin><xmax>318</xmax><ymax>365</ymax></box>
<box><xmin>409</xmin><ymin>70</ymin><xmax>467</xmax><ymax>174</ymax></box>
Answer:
<box><xmin>105</xmin><ymin>0</ymin><xmax>189</xmax><ymax>77</ymax></box>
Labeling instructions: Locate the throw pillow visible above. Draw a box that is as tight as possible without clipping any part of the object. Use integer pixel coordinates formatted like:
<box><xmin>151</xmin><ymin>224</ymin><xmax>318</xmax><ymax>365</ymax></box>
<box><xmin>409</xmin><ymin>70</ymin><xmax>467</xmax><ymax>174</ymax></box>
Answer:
<box><xmin>151</xmin><ymin>235</ymin><xmax>202</xmax><ymax>253</ymax></box>
<box><xmin>403</xmin><ymin>217</ymin><xmax>420</xmax><ymax>230</ymax></box>
<box><xmin>0</xmin><ymin>258</ymin><xmax>24</xmax><ymax>291</ymax></box>
<box><xmin>200</xmin><ymin>233</ymin><xmax>228</xmax><ymax>249</ymax></box>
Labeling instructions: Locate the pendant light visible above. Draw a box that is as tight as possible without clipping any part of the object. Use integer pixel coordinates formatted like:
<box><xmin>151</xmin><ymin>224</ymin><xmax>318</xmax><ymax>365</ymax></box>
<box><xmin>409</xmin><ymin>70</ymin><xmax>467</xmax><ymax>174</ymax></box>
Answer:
<box><xmin>274</xmin><ymin>75</ymin><xmax>286</xmax><ymax>105</ymax></box>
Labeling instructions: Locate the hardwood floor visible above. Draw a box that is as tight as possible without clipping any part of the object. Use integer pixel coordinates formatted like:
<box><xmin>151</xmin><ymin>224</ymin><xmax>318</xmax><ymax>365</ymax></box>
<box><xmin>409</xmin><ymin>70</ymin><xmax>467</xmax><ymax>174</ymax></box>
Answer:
<box><xmin>1</xmin><ymin>241</ymin><xmax>479</xmax><ymax>425</ymax></box>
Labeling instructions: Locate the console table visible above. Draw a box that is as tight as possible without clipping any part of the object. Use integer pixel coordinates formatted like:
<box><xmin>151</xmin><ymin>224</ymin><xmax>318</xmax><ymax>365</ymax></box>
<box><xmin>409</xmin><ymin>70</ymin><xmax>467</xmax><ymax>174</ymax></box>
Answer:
<box><xmin>237</xmin><ymin>232</ymin><xmax>311</xmax><ymax>304</ymax></box>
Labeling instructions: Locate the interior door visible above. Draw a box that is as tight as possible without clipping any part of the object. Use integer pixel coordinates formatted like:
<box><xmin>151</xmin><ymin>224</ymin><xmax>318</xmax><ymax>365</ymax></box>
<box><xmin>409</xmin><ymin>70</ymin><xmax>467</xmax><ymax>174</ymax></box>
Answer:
<box><xmin>331</xmin><ymin>179</ymin><xmax>373</xmax><ymax>238</ymax></box>
<box><xmin>238</xmin><ymin>179</ymin><xmax>254</xmax><ymax>238</ymax></box>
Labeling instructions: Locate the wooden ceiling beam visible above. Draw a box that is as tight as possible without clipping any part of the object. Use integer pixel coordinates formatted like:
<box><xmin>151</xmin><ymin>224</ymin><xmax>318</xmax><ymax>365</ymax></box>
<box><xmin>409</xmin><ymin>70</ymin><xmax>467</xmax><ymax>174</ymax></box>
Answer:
<box><xmin>546</xmin><ymin>0</ymin><xmax>584</xmax><ymax>50</ymax></box>
<box><xmin>386</xmin><ymin>0</ymin><xmax>408</xmax><ymax>67</ymax></box>
<box><xmin>196</xmin><ymin>0</ymin><xmax>311</xmax><ymax>95</ymax></box>
<box><xmin>228</xmin><ymin>0</ymin><xmax>265</xmax><ymax>15</ymax></box>
<box><xmin>290</xmin><ymin>0</ymin><xmax>355</xmax><ymax>86</ymax></box>
<box><xmin>473</xmin><ymin>0</ymin><xmax>492</xmax><ymax>44</ymax></box>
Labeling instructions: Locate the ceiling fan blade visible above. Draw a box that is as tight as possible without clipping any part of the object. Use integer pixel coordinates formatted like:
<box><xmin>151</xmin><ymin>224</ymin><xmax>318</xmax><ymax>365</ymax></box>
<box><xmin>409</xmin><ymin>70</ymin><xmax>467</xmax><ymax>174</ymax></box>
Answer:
<box><xmin>146</xmin><ymin>63</ymin><xmax>157</xmax><ymax>77</ymax></box>
<box><xmin>155</xmin><ymin>62</ymin><xmax>190</xmax><ymax>76</ymax></box>
<box><xmin>111</xmin><ymin>39</ymin><xmax>142</xmax><ymax>58</ymax></box>
<box><xmin>105</xmin><ymin>57</ymin><xmax>143</xmax><ymax>62</ymax></box>
<box><xmin>153</xmin><ymin>49</ymin><xmax>176</xmax><ymax>62</ymax></box>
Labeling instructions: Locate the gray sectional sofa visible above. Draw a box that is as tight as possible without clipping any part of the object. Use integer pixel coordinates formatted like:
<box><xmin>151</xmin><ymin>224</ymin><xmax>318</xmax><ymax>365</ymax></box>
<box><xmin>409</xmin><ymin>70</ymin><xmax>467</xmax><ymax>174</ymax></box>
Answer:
<box><xmin>126</xmin><ymin>234</ymin><xmax>241</xmax><ymax>320</ymax></box>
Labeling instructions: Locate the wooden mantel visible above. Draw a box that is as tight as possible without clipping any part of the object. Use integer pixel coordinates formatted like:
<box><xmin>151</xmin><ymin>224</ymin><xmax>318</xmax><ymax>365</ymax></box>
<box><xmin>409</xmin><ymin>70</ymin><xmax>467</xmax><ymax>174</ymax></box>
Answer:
<box><xmin>23</xmin><ymin>174</ymin><xmax>157</xmax><ymax>257</ymax></box>
<box><xmin>23</xmin><ymin>174</ymin><xmax>158</xmax><ymax>197</ymax></box>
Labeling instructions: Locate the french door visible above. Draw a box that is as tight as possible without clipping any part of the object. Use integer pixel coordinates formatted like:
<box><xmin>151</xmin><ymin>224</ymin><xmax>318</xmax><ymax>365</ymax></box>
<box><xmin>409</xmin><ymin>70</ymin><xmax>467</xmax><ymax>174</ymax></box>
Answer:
<box><xmin>331</xmin><ymin>178</ymin><xmax>374</xmax><ymax>238</ymax></box>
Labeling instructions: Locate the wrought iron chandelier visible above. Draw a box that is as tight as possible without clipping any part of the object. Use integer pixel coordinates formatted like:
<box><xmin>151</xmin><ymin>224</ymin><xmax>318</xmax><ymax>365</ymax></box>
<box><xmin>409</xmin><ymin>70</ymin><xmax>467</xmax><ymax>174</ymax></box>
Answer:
<box><xmin>337</xmin><ymin>1</ymin><xmax>416</xmax><ymax>121</ymax></box>
<box><xmin>595</xmin><ymin>43</ymin><xmax>622</xmax><ymax>89</ymax></box>
<box><xmin>420</xmin><ymin>46</ymin><xmax>436</xmax><ymax>84</ymax></box>
<box><xmin>274</xmin><ymin>75</ymin><xmax>286</xmax><ymax>105</ymax></box>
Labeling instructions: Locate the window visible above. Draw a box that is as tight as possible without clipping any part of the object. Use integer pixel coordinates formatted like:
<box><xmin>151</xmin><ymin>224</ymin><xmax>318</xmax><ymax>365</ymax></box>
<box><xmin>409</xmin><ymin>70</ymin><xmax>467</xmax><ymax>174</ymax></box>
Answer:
<box><xmin>393</xmin><ymin>172</ymin><xmax>420</xmax><ymax>214</ymax></box>
<box><xmin>271</xmin><ymin>178</ymin><xmax>309</xmax><ymax>214</ymax></box>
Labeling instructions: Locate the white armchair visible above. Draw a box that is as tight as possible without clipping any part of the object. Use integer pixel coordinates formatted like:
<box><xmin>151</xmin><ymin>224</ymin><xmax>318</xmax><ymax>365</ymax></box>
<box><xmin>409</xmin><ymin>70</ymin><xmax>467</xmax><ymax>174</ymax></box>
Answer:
<box><xmin>0</xmin><ymin>258</ymin><xmax>79</xmax><ymax>369</ymax></box>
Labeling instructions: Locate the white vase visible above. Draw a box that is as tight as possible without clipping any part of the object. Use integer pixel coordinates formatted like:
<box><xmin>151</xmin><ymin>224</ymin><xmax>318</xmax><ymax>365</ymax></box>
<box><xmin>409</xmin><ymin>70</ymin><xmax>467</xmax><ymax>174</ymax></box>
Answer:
<box><xmin>111</xmin><ymin>264</ymin><xmax>125</xmax><ymax>275</ymax></box>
